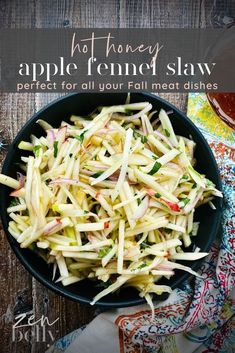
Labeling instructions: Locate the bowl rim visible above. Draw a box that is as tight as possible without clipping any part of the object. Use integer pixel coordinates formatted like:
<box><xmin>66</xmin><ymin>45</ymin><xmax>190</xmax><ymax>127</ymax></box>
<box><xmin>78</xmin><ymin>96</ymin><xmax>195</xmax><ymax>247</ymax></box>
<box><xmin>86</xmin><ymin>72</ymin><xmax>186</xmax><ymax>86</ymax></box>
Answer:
<box><xmin>0</xmin><ymin>92</ymin><xmax>223</xmax><ymax>308</ymax></box>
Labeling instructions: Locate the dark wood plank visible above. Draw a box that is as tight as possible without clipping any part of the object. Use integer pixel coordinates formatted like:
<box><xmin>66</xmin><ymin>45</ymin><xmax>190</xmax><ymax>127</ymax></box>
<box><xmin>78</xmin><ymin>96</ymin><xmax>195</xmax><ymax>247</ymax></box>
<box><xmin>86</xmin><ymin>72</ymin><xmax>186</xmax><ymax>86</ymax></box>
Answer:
<box><xmin>35</xmin><ymin>0</ymin><xmax>75</xmax><ymax>28</ymax></box>
<box><xmin>0</xmin><ymin>2</ymin><xmax>37</xmax><ymax>353</ymax></box>
<box><xmin>76</xmin><ymin>0</ymin><xmax>120</xmax><ymax>28</ymax></box>
<box><xmin>0</xmin><ymin>0</ymin><xmax>36</xmax><ymax>28</ymax></box>
<box><xmin>204</xmin><ymin>0</ymin><xmax>235</xmax><ymax>28</ymax></box>
<box><xmin>119</xmin><ymin>0</ymin><xmax>204</xmax><ymax>28</ymax></box>
<box><xmin>0</xmin><ymin>93</ymin><xmax>35</xmax><ymax>353</ymax></box>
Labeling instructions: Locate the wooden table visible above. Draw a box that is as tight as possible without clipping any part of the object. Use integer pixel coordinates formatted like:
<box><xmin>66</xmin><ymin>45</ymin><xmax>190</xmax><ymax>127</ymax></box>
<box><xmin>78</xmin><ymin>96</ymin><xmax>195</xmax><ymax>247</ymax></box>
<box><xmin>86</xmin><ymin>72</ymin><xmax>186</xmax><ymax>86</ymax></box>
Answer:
<box><xmin>0</xmin><ymin>1</ymin><xmax>233</xmax><ymax>352</ymax></box>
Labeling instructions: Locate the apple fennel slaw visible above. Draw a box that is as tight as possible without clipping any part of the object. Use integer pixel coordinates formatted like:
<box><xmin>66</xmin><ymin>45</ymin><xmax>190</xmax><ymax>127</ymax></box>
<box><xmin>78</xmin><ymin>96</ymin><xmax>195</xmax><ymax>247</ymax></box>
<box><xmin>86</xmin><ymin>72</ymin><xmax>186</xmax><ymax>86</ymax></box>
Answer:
<box><xmin>0</xmin><ymin>100</ymin><xmax>222</xmax><ymax>311</ymax></box>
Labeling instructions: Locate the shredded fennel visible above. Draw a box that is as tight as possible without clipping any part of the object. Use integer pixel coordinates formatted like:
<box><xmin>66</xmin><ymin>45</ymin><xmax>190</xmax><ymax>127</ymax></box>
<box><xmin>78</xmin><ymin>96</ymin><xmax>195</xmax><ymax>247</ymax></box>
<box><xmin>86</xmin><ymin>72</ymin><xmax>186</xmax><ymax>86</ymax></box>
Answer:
<box><xmin>0</xmin><ymin>99</ymin><xmax>222</xmax><ymax>308</ymax></box>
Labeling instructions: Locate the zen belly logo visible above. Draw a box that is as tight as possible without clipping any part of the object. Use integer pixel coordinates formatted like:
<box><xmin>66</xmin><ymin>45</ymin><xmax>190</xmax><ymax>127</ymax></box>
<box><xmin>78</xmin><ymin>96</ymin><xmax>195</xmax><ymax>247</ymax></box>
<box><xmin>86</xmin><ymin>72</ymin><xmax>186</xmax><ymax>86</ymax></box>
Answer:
<box><xmin>12</xmin><ymin>313</ymin><xmax>59</xmax><ymax>343</ymax></box>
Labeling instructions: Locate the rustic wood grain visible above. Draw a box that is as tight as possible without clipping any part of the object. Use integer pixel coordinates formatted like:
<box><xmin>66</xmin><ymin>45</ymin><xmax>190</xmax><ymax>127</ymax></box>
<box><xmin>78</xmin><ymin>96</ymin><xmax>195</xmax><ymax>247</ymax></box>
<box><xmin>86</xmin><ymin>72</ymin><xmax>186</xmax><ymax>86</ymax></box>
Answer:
<box><xmin>0</xmin><ymin>94</ymin><xmax>35</xmax><ymax>353</ymax></box>
<box><xmin>0</xmin><ymin>4</ymin><xmax>40</xmax><ymax>353</ymax></box>
<box><xmin>0</xmin><ymin>1</ymin><xmax>226</xmax><ymax>352</ymax></box>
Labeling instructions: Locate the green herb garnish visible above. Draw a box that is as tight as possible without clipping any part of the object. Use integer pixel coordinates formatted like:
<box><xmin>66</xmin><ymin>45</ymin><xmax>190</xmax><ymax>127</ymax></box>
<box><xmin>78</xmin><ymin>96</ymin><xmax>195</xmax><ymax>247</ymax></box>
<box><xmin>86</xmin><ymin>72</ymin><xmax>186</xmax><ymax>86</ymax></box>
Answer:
<box><xmin>91</xmin><ymin>171</ymin><xmax>104</xmax><ymax>178</ymax></box>
<box><xmin>148</xmin><ymin>161</ymin><xmax>162</xmax><ymax>175</ymax></box>
<box><xmin>9</xmin><ymin>198</ymin><xmax>20</xmax><ymax>207</ymax></box>
<box><xmin>137</xmin><ymin>198</ymin><xmax>141</xmax><ymax>206</ymax></box>
<box><xmin>192</xmin><ymin>183</ymin><xmax>197</xmax><ymax>189</ymax></box>
<box><xmin>182</xmin><ymin>174</ymin><xmax>189</xmax><ymax>180</ymax></box>
<box><xmin>164</xmin><ymin>129</ymin><xmax>170</xmax><ymax>137</ymax></box>
<box><xmin>53</xmin><ymin>141</ymin><xmax>59</xmax><ymax>158</ymax></box>
<box><xmin>122</xmin><ymin>122</ymin><xmax>130</xmax><ymax>128</ymax></box>
<box><xmin>131</xmin><ymin>263</ymin><xmax>147</xmax><ymax>271</ymax></box>
<box><xmin>155</xmin><ymin>193</ymin><xmax>161</xmax><ymax>198</ymax></box>
<box><xmin>141</xmin><ymin>135</ymin><xmax>148</xmax><ymax>144</ymax></box>
<box><xmin>136</xmin><ymin>263</ymin><xmax>147</xmax><ymax>270</ymax></box>
<box><xmin>181</xmin><ymin>197</ymin><xmax>190</xmax><ymax>206</ymax></box>
<box><xmin>75</xmin><ymin>131</ymin><xmax>85</xmax><ymax>143</ymax></box>
<box><xmin>133</xmin><ymin>130</ymin><xmax>148</xmax><ymax>144</ymax></box>
<box><xmin>33</xmin><ymin>145</ymin><xmax>42</xmax><ymax>158</ymax></box>
<box><xmin>98</xmin><ymin>247</ymin><xmax>111</xmax><ymax>258</ymax></box>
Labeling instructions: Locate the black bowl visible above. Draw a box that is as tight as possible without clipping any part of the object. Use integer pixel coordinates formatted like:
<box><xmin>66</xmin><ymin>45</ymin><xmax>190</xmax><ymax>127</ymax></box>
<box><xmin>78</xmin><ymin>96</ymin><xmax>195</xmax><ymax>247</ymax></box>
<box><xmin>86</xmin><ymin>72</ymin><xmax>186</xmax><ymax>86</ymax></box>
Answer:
<box><xmin>0</xmin><ymin>92</ymin><xmax>222</xmax><ymax>308</ymax></box>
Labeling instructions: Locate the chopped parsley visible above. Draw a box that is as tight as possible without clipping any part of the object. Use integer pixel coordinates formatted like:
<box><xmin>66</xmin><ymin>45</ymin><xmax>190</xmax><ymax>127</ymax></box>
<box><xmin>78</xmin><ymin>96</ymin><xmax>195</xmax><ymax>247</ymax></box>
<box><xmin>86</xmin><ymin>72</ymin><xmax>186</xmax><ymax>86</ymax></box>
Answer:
<box><xmin>91</xmin><ymin>171</ymin><xmax>104</xmax><ymax>178</ymax></box>
<box><xmin>148</xmin><ymin>161</ymin><xmax>162</xmax><ymax>175</ymax></box>
<box><xmin>53</xmin><ymin>141</ymin><xmax>59</xmax><ymax>158</ymax></box>
<box><xmin>69</xmin><ymin>153</ymin><xmax>73</xmax><ymax>158</ymax></box>
<box><xmin>75</xmin><ymin>131</ymin><xmax>85</xmax><ymax>143</ymax></box>
<box><xmin>133</xmin><ymin>129</ymin><xmax>148</xmax><ymax>144</ymax></box>
<box><xmin>180</xmin><ymin>197</ymin><xmax>190</xmax><ymax>206</ymax></box>
<box><xmin>164</xmin><ymin>129</ymin><xmax>170</xmax><ymax>137</ymax></box>
<box><xmin>33</xmin><ymin>145</ymin><xmax>42</xmax><ymax>158</ymax></box>
<box><xmin>141</xmin><ymin>135</ymin><xmax>148</xmax><ymax>144</ymax></box>
<box><xmin>98</xmin><ymin>247</ymin><xmax>111</xmax><ymax>258</ymax></box>
<box><xmin>155</xmin><ymin>193</ymin><xmax>161</xmax><ymax>198</ymax></box>
<box><xmin>136</xmin><ymin>263</ymin><xmax>147</xmax><ymax>270</ymax></box>
<box><xmin>122</xmin><ymin>122</ymin><xmax>130</xmax><ymax>128</ymax></box>
<box><xmin>182</xmin><ymin>174</ymin><xmax>189</xmax><ymax>180</ymax></box>
<box><xmin>192</xmin><ymin>183</ymin><xmax>197</xmax><ymax>189</ymax></box>
<box><xmin>9</xmin><ymin>198</ymin><xmax>20</xmax><ymax>207</ymax></box>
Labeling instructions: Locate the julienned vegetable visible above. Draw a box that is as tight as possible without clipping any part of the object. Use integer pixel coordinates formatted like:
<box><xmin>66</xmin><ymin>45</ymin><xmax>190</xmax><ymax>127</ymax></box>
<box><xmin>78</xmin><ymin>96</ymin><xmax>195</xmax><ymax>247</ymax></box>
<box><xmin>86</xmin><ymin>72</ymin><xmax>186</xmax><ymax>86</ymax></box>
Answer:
<box><xmin>0</xmin><ymin>101</ymin><xmax>222</xmax><ymax>313</ymax></box>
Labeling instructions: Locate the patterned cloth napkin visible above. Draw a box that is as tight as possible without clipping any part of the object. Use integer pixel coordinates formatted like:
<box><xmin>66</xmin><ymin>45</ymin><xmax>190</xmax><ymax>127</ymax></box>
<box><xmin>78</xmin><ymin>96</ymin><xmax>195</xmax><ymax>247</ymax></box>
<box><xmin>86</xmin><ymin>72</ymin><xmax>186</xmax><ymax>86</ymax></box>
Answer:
<box><xmin>46</xmin><ymin>93</ymin><xmax>235</xmax><ymax>353</ymax></box>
